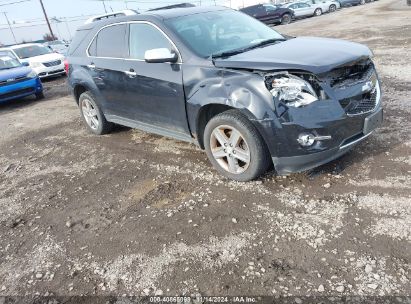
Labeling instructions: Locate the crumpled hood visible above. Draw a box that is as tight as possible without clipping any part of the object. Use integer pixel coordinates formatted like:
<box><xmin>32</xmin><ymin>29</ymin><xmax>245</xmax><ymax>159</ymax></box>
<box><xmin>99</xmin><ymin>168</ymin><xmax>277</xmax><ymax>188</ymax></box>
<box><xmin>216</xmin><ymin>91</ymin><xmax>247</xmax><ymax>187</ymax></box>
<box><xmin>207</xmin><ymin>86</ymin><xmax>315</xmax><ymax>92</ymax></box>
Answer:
<box><xmin>0</xmin><ymin>66</ymin><xmax>31</xmax><ymax>82</ymax></box>
<box><xmin>213</xmin><ymin>37</ymin><xmax>373</xmax><ymax>74</ymax></box>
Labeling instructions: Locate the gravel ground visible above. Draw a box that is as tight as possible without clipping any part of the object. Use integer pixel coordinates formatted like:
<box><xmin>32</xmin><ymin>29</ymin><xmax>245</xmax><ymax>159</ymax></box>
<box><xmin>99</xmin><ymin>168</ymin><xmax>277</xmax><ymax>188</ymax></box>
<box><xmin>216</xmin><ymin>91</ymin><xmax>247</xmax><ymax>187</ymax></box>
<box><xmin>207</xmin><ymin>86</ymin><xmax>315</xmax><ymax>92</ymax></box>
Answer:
<box><xmin>0</xmin><ymin>0</ymin><xmax>410</xmax><ymax>301</ymax></box>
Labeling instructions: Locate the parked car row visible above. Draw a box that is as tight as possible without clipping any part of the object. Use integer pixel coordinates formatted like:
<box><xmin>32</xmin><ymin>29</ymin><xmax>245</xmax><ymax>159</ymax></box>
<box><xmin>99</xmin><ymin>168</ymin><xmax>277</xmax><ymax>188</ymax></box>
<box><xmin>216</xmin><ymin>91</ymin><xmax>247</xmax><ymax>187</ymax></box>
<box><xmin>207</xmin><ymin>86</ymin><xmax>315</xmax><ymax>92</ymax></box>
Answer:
<box><xmin>0</xmin><ymin>41</ymin><xmax>69</xmax><ymax>104</ymax></box>
<box><xmin>240</xmin><ymin>0</ymin><xmax>375</xmax><ymax>25</ymax></box>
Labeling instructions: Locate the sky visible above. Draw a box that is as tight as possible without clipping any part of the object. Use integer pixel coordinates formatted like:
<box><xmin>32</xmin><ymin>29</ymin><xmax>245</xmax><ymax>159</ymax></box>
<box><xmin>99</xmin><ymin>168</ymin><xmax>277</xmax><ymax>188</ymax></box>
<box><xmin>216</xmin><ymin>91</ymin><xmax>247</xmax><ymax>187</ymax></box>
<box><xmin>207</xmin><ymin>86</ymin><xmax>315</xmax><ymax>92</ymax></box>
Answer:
<box><xmin>0</xmin><ymin>0</ymin><xmax>249</xmax><ymax>45</ymax></box>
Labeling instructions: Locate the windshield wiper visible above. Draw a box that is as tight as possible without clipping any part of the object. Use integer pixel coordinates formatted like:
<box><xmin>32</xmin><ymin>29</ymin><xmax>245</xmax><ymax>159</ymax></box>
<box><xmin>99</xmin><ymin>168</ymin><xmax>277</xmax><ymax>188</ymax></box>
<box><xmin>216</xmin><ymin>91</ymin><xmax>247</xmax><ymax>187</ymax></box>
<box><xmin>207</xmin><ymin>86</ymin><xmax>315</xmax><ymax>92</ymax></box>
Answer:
<box><xmin>211</xmin><ymin>38</ymin><xmax>286</xmax><ymax>59</ymax></box>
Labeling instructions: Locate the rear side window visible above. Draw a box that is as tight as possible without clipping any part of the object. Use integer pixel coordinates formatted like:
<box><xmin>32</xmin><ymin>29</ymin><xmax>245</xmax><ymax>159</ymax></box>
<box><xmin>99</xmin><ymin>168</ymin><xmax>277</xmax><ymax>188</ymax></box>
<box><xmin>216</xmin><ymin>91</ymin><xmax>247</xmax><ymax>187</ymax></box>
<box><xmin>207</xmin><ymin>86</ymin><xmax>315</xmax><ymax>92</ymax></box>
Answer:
<box><xmin>91</xmin><ymin>24</ymin><xmax>127</xmax><ymax>58</ymax></box>
<box><xmin>129</xmin><ymin>23</ymin><xmax>173</xmax><ymax>60</ymax></box>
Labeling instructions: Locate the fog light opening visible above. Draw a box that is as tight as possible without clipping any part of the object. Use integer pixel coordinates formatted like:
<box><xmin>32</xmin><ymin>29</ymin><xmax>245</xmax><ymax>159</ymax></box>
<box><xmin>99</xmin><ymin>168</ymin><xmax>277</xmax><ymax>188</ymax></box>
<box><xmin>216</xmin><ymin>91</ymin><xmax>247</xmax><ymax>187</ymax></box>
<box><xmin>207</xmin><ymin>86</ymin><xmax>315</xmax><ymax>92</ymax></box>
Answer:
<box><xmin>297</xmin><ymin>133</ymin><xmax>316</xmax><ymax>147</ymax></box>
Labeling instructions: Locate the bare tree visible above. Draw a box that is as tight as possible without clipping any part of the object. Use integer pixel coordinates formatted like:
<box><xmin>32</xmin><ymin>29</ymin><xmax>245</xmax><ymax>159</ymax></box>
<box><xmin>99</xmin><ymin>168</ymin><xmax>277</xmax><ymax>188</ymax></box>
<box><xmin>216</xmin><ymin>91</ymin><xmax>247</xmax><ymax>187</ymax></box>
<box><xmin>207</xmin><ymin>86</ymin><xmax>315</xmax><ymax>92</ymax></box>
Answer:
<box><xmin>43</xmin><ymin>33</ymin><xmax>56</xmax><ymax>41</ymax></box>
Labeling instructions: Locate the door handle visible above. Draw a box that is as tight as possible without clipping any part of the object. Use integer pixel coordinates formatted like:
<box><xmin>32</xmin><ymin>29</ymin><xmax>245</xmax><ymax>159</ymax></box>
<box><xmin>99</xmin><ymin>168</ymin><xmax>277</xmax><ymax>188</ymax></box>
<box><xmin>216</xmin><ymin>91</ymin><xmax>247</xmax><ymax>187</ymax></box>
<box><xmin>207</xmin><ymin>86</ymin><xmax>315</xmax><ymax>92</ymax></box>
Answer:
<box><xmin>87</xmin><ymin>63</ymin><xmax>96</xmax><ymax>69</ymax></box>
<box><xmin>124</xmin><ymin>70</ymin><xmax>137</xmax><ymax>78</ymax></box>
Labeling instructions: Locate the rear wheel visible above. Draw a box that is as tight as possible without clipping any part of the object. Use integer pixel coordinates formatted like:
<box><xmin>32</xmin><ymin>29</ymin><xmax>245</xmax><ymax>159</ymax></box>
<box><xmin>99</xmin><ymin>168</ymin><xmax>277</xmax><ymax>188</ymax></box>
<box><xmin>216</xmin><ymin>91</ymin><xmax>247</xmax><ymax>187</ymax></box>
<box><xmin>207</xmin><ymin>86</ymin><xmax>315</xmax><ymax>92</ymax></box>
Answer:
<box><xmin>314</xmin><ymin>8</ymin><xmax>323</xmax><ymax>16</ymax></box>
<box><xmin>204</xmin><ymin>110</ymin><xmax>270</xmax><ymax>182</ymax></box>
<box><xmin>329</xmin><ymin>4</ymin><xmax>337</xmax><ymax>11</ymax></box>
<box><xmin>79</xmin><ymin>91</ymin><xmax>113</xmax><ymax>135</ymax></box>
<box><xmin>281</xmin><ymin>13</ymin><xmax>291</xmax><ymax>25</ymax></box>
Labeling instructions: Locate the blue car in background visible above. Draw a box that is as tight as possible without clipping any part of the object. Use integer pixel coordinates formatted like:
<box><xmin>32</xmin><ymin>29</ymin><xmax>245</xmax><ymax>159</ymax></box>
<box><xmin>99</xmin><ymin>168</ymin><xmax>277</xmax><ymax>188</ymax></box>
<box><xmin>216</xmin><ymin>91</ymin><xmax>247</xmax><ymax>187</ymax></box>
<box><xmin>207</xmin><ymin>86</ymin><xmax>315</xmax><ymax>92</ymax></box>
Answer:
<box><xmin>0</xmin><ymin>50</ymin><xmax>44</xmax><ymax>104</ymax></box>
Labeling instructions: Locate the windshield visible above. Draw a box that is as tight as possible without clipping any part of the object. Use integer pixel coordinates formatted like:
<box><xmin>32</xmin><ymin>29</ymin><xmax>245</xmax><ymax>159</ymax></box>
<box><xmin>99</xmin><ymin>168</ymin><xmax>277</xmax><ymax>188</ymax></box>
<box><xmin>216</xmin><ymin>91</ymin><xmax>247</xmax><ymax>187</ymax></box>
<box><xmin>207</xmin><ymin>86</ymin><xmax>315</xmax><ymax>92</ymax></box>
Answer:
<box><xmin>166</xmin><ymin>10</ymin><xmax>284</xmax><ymax>58</ymax></box>
<box><xmin>0</xmin><ymin>51</ymin><xmax>22</xmax><ymax>70</ymax></box>
<box><xmin>13</xmin><ymin>45</ymin><xmax>52</xmax><ymax>59</ymax></box>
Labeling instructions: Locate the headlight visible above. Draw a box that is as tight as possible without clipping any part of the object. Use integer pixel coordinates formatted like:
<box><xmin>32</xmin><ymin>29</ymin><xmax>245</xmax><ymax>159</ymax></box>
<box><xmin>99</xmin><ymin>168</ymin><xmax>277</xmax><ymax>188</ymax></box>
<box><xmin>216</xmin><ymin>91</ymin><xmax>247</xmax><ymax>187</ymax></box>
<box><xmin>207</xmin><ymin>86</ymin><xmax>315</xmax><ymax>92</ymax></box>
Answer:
<box><xmin>27</xmin><ymin>70</ymin><xmax>37</xmax><ymax>78</ymax></box>
<box><xmin>267</xmin><ymin>74</ymin><xmax>319</xmax><ymax>108</ymax></box>
<box><xmin>29</xmin><ymin>62</ymin><xmax>42</xmax><ymax>68</ymax></box>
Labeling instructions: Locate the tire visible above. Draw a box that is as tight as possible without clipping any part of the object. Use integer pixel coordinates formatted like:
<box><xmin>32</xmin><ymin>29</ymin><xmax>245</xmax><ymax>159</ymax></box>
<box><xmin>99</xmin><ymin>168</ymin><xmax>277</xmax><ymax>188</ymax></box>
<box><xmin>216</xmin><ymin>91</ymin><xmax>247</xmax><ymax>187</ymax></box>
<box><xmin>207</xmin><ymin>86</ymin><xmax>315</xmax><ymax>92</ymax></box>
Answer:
<box><xmin>314</xmin><ymin>8</ymin><xmax>322</xmax><ymax>16</ymax></box>
<box><xmin>280</xmin><ymin>14</ymin><xmax>291</xmax><ymax>25</ymax></box>
<box><xmin>329</xmin><ymin>4</ymin><xmax>337</xmax><ymax>11</ymax></box>
<box><xmin>203</xmin><ymin>110</ymin><xmax>270</xmax><ymax>182</ymax></box>
<box><xmin>35</xmin><ymin>91</ymin><xmax>45</xmax><ymax>100</ymax></box>
<box><xmin>79</xmin><ymin>91</ymin><xmax>113</xmax><ymax>135</ymax></box>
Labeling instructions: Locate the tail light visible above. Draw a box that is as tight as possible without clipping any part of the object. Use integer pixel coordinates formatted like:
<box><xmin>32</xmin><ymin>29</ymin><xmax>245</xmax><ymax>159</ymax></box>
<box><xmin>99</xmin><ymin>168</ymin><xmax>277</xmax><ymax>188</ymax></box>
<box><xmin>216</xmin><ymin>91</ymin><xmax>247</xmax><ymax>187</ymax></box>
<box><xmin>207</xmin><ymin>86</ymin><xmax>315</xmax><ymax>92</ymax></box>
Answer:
<box><xmin>64</xmin><ymin>59</ymin><xmax>69</xmax><ymax>74</ymax></box>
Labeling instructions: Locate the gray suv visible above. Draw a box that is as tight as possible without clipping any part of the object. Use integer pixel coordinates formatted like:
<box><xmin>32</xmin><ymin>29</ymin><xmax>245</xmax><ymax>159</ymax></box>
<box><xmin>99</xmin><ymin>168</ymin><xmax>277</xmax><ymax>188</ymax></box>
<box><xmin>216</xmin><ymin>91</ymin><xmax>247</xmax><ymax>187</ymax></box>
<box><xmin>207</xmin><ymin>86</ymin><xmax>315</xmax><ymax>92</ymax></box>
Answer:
<box><xmin>66</xmin><ymin>6</ymin><xmax>383</xmax><ymax>181</ymax></box>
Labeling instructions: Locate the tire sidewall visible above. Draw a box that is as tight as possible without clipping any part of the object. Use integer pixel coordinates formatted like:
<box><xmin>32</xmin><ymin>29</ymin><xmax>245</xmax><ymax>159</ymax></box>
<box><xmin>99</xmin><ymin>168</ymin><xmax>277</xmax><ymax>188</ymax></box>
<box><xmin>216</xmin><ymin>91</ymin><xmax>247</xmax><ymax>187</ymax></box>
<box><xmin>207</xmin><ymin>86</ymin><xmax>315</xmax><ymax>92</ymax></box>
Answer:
<box><xmin>281</xmin><ymin>14</ymin><xmax>291</xmax><ymax>25</ymax></box>
<box><xmin>204</xmin><ymin>112</ymin><xmax>269</xmax><ymax>182</ymax></box>
<box><xmin>330</xmin><ymin>4</ymin><xmax>336</xmax><ymax>11</ymax></box>
<box><xmin>79</xmin><ymin>92</ymin><xmax>105</xmax><ymax>135</ymax></box>
<box><xmin>315</xmin><ymin>8</ymin><xmax>322</xmax><ymax>15</ymax></box>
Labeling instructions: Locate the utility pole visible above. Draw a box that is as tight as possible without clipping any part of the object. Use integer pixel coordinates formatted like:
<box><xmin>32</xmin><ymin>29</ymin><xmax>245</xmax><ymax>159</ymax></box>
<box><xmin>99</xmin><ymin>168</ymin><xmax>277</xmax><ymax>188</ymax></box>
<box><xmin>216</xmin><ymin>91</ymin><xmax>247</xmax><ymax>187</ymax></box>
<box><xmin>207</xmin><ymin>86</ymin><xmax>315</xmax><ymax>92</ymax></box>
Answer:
<box><xmin>38</xmin><ymin>0</ymin><xmax>55</xmax><ymax>40</ymax></box>
<box><xmin>2</xmin><ymin>12</ymin><xmax>17</xmax><ymax>44</ymax></box>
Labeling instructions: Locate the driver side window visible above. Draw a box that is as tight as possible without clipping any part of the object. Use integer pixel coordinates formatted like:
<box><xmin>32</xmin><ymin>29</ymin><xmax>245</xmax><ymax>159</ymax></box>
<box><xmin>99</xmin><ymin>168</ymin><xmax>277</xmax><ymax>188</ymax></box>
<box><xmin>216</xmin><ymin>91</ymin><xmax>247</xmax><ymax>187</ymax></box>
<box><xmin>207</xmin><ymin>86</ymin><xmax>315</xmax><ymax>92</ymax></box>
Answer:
<box><xmin>129</xmin><ymin>23</ymin><xmax>173</xmax><ymax>60</ymax></box>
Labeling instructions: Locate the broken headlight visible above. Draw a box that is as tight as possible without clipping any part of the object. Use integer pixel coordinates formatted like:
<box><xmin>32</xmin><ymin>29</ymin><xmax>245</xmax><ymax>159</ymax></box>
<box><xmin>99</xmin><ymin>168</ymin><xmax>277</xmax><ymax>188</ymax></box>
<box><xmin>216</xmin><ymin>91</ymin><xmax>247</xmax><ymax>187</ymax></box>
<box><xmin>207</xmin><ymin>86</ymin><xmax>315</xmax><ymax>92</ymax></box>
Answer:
<box><xmin>266</xmin><ymin>74</ymin><xmax>319</xmax><ymax>108</ymax></box>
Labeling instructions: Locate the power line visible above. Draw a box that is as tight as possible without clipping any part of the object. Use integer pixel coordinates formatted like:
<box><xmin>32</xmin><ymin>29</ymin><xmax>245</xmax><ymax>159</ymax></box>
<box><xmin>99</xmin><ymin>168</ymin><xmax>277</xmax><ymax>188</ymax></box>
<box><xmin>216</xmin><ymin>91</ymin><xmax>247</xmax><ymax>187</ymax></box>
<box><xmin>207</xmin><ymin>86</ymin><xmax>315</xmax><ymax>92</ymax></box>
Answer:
<box><xmin>0</xmin><ymin>0</ymin><xmax>31</xmax><ymax>7</ymax></box>
<box><xmin>1</xmin><ymin>11</ymin><xmax>17</xmax><ymax>43</ymax></box>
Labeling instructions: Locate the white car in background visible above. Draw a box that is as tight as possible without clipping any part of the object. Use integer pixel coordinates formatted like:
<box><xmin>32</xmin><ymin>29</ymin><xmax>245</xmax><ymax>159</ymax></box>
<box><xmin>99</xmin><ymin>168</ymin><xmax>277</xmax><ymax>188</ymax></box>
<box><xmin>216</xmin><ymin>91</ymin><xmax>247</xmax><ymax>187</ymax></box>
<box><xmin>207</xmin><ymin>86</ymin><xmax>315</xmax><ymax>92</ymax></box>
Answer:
<box><xmin>283</xmin><ymin>2</ymin><xmax>321</xmax><ymax>17</ymax></box>
<box><xmin>303</xmin><ymin>0</ymin><xmax>341</xmax><ymax>12</ymax></box>
<box><xmin>1</xmin><ymin>43</ymin><xmax>65</xmax><ymax>79</ymax></box>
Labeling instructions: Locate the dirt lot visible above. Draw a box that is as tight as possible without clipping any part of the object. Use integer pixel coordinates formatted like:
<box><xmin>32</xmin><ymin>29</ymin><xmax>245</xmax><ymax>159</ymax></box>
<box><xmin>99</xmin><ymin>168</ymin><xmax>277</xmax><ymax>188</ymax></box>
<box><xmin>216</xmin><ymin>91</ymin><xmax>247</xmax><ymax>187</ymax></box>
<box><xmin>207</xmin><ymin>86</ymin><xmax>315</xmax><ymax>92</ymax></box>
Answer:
<box><xmin>0</xmin><ymin>0</ymin><xmax>410</xmax><ymax>300</ymax></box>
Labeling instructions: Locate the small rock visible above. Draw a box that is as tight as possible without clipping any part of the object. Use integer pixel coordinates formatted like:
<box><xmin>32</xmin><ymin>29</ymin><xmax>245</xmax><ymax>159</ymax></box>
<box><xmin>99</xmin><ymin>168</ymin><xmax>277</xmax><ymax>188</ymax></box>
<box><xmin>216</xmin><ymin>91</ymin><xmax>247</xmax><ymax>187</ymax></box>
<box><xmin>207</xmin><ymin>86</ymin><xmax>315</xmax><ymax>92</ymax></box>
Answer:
<box><xmin>232</xmin><ymin>218</ymin><xmax>238</xmax><ymax>224</ymax></box>
<box><xmin>318</xmin><ymin>285</ymin><xmax>325</xmax><ymax>292</ymax></box>
<box><xmin>323</xmin><ymin>183</ymin><xmax>331</xmax><ymax>189</ymax></box>
<box><xmin>155</xmin><ymin>289</ymin><xmax>163</xmax><ymax>296</ymax></box>
<box><xmin>35</xmin><ymin>273</ymin><xmax>43</xmax><ymax>279</ymax></box>
<box><xmin>1</xmin><ymin>285</ymin><xmax>6</xmax><ymax>291</ymax></box>
<box><xmin>65</xmin><ymin>221</ymin><xmax>73</xmax><ymax>228</ymax></box>
<box><xmin>143</xmin><ymin>288</ymin><xmax>150</xmax><ymax>295</ymax></box>
<box><xmin>367</xmin><ymin>283</ymin><xmax>378</xmax><ymax>290</ymax></box>
<box><xmin>3</xmin><ymin>164</ymin><xmax>12</xmax><ymax>173</ymax></box>
<box><xmin>295</xmin><ymin>298</ymin><xmax>302</xmax><ymax>304</ymax></box>
<box><xmin>336</xmin><ymin>285</ymin><xmax>345</xmax><ymax>293</ymax></box>
<box><xmin>365</xmin><ymin>264</ymin><xmax>373</xmax><ymax>273</ymax></box>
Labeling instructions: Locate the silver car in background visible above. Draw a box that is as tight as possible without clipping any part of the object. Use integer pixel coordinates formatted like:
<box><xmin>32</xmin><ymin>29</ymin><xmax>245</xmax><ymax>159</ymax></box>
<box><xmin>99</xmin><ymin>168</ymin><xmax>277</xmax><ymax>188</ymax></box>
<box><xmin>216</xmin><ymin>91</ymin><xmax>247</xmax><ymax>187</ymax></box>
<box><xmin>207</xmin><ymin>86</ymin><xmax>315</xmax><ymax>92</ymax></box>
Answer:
<box><xmin>303</xmin><ymin>0</ymin><xmax>341</xmax><ymax>12</ymax></box>
<box><xmin>283</xmin><ymin>2</ymin><xmax>321</xmax><ymax>17</ymax></box>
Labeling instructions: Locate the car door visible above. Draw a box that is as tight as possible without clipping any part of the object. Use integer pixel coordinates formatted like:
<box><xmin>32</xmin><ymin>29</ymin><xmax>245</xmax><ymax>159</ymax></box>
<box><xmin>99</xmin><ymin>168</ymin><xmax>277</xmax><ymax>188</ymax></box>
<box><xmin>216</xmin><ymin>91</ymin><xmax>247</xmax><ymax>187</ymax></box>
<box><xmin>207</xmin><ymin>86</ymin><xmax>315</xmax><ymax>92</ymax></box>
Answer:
<box><xmin>122</xmin><ymin>22</ymin><xmax>190</xmax><ymax>135</ymax></box>
<box><xmin>314</xmin><ymin>0</ymin><xmax>330</xmax><ymax>11</ymax></box>
<box><xmin>86</xmin><ymin>24</ymin><xmax>131</xmax><ymax>118</ymax></box>
<box><xmin>287</xmin><ymin>4</ymin><xmax>298</xmax><ymax>16</ymax></box>
<box><xmin>298</xmin><ymin>3</ymin><xmax>315</xmax><ymax>16</ymax></box>
<box><xmin>262</xmin><ymin>4</ymin><xmax>281</xmax><ymax>23</ymax></box>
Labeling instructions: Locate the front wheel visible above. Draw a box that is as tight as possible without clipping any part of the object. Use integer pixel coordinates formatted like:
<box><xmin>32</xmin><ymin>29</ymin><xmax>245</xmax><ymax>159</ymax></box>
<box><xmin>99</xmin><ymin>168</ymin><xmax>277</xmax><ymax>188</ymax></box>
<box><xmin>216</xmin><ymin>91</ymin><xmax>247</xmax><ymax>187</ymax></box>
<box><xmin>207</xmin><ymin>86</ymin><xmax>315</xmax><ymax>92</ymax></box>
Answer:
<box><xmin>329</xmin><ymin>4</ymin><xmax>337</xmax><ymax>11</ymax></box>
<box><xmin>35</xmin><ymin>91</ymin><xmax>45</xmax><ymax>100</ymax></box>
<box><xmin>314</xmin><ymin>8</ymin><xmax>323</xmax><ymax>16</ymax></box>
<box><xmin>204</xmin><ymin>110</ymin><xmax>270</xmax><ymax>182</ymax></box>
<box><xmin>281</xmin><ymin>14</ymin><xmax>291</xmax><ymax>25</ymax></box>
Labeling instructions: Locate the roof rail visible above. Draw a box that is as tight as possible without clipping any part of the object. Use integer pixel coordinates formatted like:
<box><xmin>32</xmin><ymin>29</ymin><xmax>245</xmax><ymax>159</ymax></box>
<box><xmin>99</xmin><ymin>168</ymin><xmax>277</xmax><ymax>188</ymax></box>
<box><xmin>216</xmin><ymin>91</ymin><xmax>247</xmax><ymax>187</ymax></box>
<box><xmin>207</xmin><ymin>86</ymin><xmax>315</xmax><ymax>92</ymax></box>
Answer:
<box><xmin>148</xmin><ymin>3</ymin><xmax>195</xmax><ymax>11</ymax></box>
<box><xmin>84</xmin><ymin>9</ymin><xmax>138</xmax><ymax>24</ymax></box>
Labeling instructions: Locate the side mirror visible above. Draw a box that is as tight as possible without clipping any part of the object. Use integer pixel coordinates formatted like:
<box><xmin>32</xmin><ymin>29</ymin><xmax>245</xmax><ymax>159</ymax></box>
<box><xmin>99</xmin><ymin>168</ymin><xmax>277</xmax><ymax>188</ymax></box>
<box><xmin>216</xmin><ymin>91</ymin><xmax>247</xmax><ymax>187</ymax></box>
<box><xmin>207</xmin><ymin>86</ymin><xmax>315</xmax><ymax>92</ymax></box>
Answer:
<box><xmin>22</xmin><ymin>62</ymin><xmax>30</xmax><ymax>67</ymax></box>
<box><xmin>144</xmin><ymin>48</ymin><xmax>178</xmax><ymax>63</ymax></box>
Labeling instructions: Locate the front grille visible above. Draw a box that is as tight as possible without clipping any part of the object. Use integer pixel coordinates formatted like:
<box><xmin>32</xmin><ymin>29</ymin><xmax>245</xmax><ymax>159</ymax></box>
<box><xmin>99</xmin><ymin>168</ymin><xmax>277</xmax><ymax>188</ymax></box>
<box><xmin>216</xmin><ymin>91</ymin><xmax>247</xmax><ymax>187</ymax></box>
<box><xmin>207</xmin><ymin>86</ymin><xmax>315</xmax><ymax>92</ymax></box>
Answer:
<box><xmin>0</xmin><ymin>75</ymin><xmax>29</xmax><ymax>87</ymax></box>
<box><xmin>0</xmin><ymin>87</ymin><xmax>34</xmax><ymax>99</ymax></box>
<box><xmin>43</xmin><ymin>60</ymin><xmax>61</xmax><ymax>67</ymax></box>
<box><xmin>339</xmin><ymin>89</ymin><xmax>378</xmax><ymax>115</ymax></box>
<box><xmin>329</xmin><ymin>59</ymin><xmax>374</xmax><ymax>88</ymax></box>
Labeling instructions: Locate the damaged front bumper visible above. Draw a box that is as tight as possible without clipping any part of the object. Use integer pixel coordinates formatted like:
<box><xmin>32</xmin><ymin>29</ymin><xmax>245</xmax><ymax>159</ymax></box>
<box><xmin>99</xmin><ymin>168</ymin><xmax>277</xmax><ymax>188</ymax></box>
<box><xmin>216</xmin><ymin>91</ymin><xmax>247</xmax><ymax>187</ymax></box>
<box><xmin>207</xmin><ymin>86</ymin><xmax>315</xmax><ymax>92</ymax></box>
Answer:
<box><xmin>268</xmin><ymin>78</ymin><xmax>383</xmax><ymax>175</ymax></box>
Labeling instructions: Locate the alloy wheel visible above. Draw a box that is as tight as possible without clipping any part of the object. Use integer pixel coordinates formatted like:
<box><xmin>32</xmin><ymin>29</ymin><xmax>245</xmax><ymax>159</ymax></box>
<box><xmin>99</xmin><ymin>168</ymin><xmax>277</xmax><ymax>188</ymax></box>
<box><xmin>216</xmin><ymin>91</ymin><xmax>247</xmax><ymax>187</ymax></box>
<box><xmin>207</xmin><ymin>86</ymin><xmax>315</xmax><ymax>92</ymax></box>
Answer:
<box><xmin>210</xmin><ymin>125</ymin><xmax>251</xmax><ymax>174</ymax></box>
<box><xmin>81</xmin><ymin>98</ymin><xmax>99</xmax><ymax>130</ymax></box>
